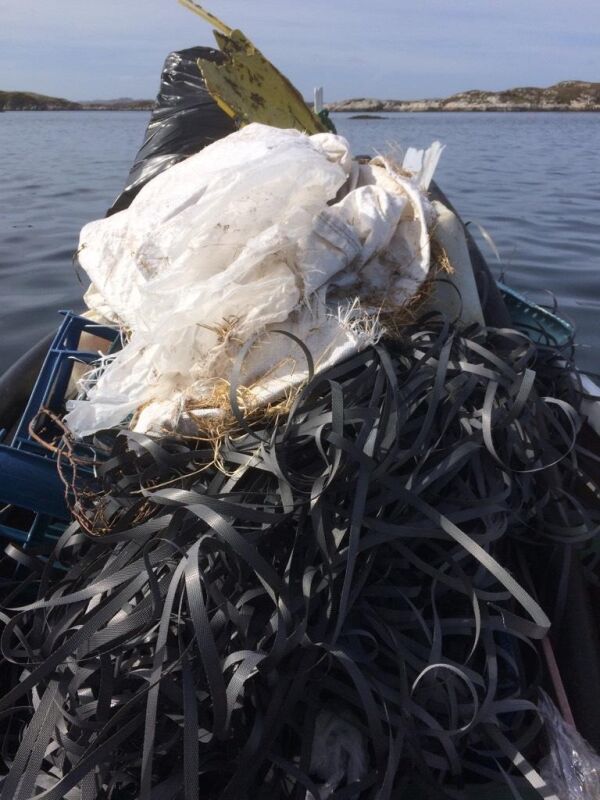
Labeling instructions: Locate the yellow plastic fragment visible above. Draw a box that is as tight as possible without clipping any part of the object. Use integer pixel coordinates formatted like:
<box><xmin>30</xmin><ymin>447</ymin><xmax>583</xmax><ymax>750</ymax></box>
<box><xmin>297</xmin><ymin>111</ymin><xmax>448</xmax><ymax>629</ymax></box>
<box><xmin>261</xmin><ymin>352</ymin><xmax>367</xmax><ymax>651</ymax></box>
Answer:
<box><xmin>178</xmin><ymin>0</ymin><xmax>327</xmax><ymax>133</ymax></box>
<box><xmin>178</xmin><ymin>0</ymin><xmax>232</xmax><ymax>35</ymax></box>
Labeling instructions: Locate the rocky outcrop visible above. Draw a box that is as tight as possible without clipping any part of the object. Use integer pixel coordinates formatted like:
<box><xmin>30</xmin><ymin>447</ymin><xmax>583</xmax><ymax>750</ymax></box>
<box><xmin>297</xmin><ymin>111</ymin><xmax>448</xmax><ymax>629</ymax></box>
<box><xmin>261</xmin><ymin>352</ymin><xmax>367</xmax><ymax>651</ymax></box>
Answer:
<box><xmin>0</xmin><ymin>91</ymin><xmax>154</xmax><ymax>111</ymax></box>
<box><xmin>0</xmin><ymin>91</ymin><xmax>81</xmax><ymax>110</ymax></box>
<box><xmin>328</xmin><ymin>81</ymin><xmax>600</xmax><ymax>113</ymax></box>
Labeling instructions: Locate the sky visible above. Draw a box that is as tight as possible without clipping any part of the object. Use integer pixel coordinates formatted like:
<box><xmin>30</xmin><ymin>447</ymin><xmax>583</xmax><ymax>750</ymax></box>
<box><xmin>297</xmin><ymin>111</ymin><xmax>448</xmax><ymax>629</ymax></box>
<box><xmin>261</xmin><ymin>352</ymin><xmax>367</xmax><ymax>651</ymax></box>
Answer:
<box><xmin>1</xmin><ymin>0</ymin><xmax>599</xmax><ymax>102</ymax></box>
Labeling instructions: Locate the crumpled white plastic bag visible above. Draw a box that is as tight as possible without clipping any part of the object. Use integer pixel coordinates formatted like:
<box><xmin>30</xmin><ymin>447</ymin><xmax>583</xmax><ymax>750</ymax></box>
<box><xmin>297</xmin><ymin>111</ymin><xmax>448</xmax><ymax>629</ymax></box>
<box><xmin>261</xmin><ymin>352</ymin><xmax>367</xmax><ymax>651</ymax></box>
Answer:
<box><xmin>66</xmin><ymin>123</ymin><xmax>442</xmax><ymax>436</ymax></box>
<box><xmin>306</xmin><ymin>708</ymin><xmax>367</xmax><ymax>799</ymax></box>
<box><xmin>539</xmin><ymin>690</ymin><xmax>600</xmax><ymax>800</ymax></box>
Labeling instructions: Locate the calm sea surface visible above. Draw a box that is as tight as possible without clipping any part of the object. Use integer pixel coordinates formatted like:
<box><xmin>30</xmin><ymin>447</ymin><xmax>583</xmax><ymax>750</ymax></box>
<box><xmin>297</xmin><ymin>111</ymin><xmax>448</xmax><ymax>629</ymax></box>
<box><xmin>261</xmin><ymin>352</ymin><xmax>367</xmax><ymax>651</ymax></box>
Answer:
<box><xmin>0</xmin><ymin>111</ymin><xmax>598</xmax><ymax>375</ymax></box>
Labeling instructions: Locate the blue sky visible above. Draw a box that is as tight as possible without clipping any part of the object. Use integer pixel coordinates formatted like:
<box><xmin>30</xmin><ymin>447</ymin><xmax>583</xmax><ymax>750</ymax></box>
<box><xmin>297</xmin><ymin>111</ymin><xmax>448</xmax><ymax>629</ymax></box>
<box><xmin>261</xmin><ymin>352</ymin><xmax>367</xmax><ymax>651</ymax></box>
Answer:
<box><xmin>1</xmin><ymin>0</ymin><xmax>599</xmax><ymax>101</ymax></box>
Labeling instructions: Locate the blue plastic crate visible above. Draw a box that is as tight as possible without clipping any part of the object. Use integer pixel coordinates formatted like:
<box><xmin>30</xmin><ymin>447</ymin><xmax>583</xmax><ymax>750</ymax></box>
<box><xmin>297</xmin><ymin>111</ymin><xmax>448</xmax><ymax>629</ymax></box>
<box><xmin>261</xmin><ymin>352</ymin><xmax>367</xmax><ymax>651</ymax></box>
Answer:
<box><xmin>0</xmin><ymin>312</ymin><xmax>119</xmax><ymax>545</ymax></box>
<box><xmin>498</xmin><ymin>282</ymin><xmax>574</xmax><ymax>348</ymax></box>
<box><xmin>0</xmin><ymin>508</ymin><xmax>65</xmax><ymax>548</ymax></box>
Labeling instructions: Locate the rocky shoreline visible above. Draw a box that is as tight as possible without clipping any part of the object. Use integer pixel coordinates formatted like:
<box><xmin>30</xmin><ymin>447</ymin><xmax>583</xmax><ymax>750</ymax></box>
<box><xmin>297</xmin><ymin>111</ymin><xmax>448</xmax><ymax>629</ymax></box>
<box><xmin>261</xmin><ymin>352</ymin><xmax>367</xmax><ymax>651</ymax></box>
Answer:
<box><xmin>328</xmin><ymin>81</ymin><xmax>600</xmax><ymax>113</ymax></box>
<box><xmin>3</xmin><ymin>80</ymin><xmax>600</xmax><ymax>114</ymax></box>
<box><xmin>0</xmin><ymin>91</ymin><xmax>153</xmax><ymax>111</ymax></box>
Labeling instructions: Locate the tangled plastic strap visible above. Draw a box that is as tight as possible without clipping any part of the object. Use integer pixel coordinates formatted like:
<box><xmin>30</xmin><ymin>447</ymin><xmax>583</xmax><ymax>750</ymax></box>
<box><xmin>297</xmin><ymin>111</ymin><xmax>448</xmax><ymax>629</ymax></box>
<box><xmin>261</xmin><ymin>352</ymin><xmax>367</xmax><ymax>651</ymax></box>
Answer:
<box><xmin>0</xmin><ymin>318</ymin><xmax>598</xmax><ymax>799</ymax></box>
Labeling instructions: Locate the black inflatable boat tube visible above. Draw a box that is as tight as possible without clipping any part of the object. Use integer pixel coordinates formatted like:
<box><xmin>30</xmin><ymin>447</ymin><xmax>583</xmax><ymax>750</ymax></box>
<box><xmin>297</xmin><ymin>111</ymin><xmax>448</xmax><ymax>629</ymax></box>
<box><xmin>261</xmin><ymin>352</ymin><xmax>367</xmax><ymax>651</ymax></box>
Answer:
<box><xmin>0</xmin><ymin>332</ymin><xmax>53</xmax><ymax>436</ymax></box>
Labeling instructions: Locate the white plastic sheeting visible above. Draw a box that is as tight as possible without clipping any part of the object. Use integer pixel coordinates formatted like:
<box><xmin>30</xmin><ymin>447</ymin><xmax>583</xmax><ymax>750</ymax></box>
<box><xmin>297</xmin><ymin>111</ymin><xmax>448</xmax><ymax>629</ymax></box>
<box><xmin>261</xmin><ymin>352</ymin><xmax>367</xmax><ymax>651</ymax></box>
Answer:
<box><xmin>306</xmin><ymin>708</ymin><xmax>367</xmax><ymax>799</ymax></box>
<box><xmin>66</xmin><ymin>123</ymin><xmax>443</xmax><ymax>436</ymax></box>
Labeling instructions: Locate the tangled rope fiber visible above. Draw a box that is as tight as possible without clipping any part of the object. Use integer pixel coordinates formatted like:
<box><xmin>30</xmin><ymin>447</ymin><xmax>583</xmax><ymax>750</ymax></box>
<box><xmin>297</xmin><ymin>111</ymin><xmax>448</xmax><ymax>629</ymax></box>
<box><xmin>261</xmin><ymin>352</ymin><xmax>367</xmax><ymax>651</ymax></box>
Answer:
<box><xmin>0</xmin><ymin>316</ymin><xmax>598</xmax><ymax>800</ymax></box>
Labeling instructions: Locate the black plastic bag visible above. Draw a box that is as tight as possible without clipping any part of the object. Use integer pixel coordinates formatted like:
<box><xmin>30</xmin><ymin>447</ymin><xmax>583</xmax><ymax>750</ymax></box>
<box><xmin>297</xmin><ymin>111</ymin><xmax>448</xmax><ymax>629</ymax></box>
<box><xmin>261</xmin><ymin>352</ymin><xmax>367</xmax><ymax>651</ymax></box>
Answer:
<box><xmin>107</xmin><ymin>47</ymin><xmax>235</xmax><ymax>215</ymax></box>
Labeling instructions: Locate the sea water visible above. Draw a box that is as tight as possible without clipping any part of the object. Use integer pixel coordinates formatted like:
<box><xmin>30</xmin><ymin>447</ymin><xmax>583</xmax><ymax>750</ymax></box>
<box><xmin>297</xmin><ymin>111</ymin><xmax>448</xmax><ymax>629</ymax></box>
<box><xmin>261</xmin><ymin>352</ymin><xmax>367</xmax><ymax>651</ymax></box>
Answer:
<box><xmin>0</xmin><ymin>110</ymin><xmax>598</xmax><ymax>374</ymax></box>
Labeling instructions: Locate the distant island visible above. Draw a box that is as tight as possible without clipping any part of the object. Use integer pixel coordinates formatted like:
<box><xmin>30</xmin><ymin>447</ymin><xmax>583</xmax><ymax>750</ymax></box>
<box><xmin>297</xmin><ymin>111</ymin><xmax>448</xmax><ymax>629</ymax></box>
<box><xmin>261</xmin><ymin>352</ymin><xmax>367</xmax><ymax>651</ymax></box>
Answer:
<box><xmin>328</xmin><ymin>81</ymin><xmax>600</xmax><ymax>113</ymax></box>
<box><xmin>0</xmin><ymin>91</ymin><xmax>154</xmax><ymax>111</ymax></box>
<box><xmin>2</xmin><ymin>80</ymin><xmax>600</xmax><ymax>113</ymax></box>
